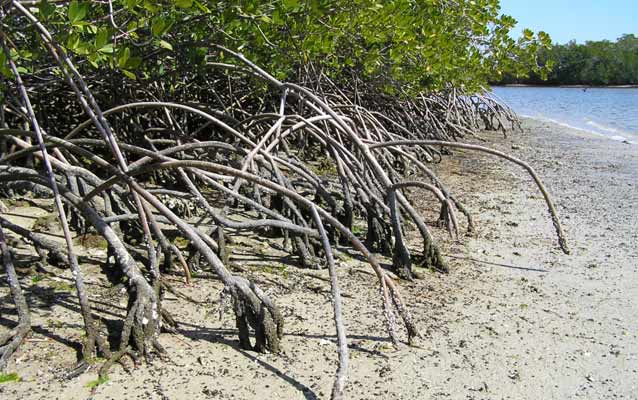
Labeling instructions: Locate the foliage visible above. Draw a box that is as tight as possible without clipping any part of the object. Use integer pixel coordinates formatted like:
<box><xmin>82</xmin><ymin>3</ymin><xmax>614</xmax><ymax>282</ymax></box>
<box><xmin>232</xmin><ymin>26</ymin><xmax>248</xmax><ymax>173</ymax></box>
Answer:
<box><xmin>496</xmin><ymin>34</ymin><xmax>638</xmax><ymax>86</ymax></box>
<box><xmin>0</xmin><ymin>0</ymin><xmax>551</xmax><ymax>94</ymax></box>
<box><xmin>85</xmin><ymin>374</ymin><xmax>109</xmax><ymax>389</ymax></box>
<box><xmin>0</xmin><ymin>372</ymin><xmax>21</xmax><ymax>383</ymax></box>
<box><xmin>73</xmin><ymin>234</ymin><xmax>109</xmax><ymax>249</ymax></box>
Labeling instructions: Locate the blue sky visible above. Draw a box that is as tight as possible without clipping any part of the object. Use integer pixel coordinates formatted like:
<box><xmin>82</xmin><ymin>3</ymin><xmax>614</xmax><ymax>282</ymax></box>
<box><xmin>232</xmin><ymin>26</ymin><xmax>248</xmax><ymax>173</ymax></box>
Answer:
<box><xmin>499</xmin><ymin>0</ymin><xmax>637</xmax><ymax>44</ymax></box>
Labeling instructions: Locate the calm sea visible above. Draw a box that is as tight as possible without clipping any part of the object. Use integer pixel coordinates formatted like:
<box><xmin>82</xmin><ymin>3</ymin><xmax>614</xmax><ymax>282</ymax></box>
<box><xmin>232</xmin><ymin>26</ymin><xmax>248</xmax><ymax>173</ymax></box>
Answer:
<box><xmin>490</xmin><ymin>86</ymin><xmax>638</xmax><ymax>143</ymax></box>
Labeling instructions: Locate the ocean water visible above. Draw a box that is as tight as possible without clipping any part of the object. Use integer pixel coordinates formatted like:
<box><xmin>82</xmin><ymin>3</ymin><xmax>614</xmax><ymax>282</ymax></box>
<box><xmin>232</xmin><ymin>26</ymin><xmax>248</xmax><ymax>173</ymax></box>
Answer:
<box><xmin>490</xmin><ymin>86</ymin><xmax>638</xmax><ymax>143</ymax></box>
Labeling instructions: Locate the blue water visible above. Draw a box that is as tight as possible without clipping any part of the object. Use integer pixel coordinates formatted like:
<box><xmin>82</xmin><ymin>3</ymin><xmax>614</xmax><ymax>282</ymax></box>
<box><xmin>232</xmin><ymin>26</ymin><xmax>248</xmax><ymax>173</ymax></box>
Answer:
<box><xmin>490</xmin><ymin>86</ymin><xmax>638</xmax><ymax>143</ymax></box>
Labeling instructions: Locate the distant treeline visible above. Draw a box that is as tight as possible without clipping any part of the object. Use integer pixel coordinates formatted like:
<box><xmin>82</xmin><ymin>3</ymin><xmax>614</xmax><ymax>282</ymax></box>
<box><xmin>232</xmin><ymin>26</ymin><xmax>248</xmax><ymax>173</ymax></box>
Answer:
<box><xmin>495</xmin><ymin>34</ymin><xmax>638</xmax><ymax>86</ymax></box>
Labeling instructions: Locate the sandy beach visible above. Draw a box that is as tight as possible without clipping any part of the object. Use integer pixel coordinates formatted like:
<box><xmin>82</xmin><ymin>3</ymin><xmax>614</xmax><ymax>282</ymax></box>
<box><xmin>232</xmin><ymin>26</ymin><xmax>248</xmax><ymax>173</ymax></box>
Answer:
<box><xmin>419</xmin><ymin>118</ymin><xmax>638</xmax><ymax>399</ymax></box>
<box><xmin>1</xmin><ymin>118</ymin><xmax>636</xmax><ymax>399</ymax></box>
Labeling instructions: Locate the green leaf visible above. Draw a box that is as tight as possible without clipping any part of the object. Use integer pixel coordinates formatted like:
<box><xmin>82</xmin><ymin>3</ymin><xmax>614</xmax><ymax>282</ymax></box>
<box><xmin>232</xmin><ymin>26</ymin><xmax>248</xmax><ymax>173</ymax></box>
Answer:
<box><xmin>523</xmin><ymin>28</ymin><xmax>534</xmax><ymax>41</ymax></box>
<box><xmin>151</xmin><ymin>18</ymin><xmax>167</xmax><ymax>37</ymax></box>
<box><xmin>85</xmin><ymin>374</ymin><xmax>109</xmax><ymax>389</ymax></box>
<box><xmin>38</xmin><ymin>0</ymin><xmax>56</xmax><ymax>19</ymax></box>
<box><xmin>126</xmin><ymin>56</ymin><xmax>142</xmax><ymax>69</ymax></box>
<box><xmin>0</xmin><ymin>373</ymin><xmax>21</xmax><ymax>384</ymax></box>
<box><xmin>0</xmin><ymin>50</ymin><xmax>13</xmax><ymax>79</ymax></box>
<box><xmin>158</xmin><ymin>40</ymin><xmax>173</xmax><ymax>51</ymax></box>
<box><xmin>68</xmin><ymin>1</ymin><xmax>88</xmax><ymax>24</ymax></box>
<box><xmin>121</xmin><ymin>70</ymin><xmax>137</xmax><ymax>80</ymax></box>
<box><xmin>143</xmin><ymin>0</ymin><xmax>160</xmax><ymax>12</ymax></box>
<box><xmin>0</xmin><ymin>66</ymin><xmax>12</xmax><ymax>79</ymax></box>
<box><xmin>118</xmin><ymin>47</ymin><xmax>131</xmax><ymax>68</ymax></box>
<box><xmin>272</xmin><ymin>9</ymin><xmax>283</xmax><ymax>25</ymax></box>
<box><xmin>98</xmin><ymin>44</ymin><xmax>114</xmax><ymax>54</ymax></box>
<box><xmin>87</xmin><ymin>53</ymin><xmax>99</xmax><ymax>68</ymax></box>
<box><xmin>124</xmin><ymin>0</ymin><xmax>140</xmax><ymax>10</ymax></box>
<box><xmin>74</xmin><ymin>42</ymin><xmax>91</xmax><ymax>55</ymax></box>
<box><xmin>66</xmin><ymin>34</ymin><xmax>81</xmax><ymax>51</ymax></box>
<box><xmin>282</xmin><ymin>0</ymin><xmax>299</xmax><ymax>9</ymax></box>
<box><xmin>95</xmin><ymin>28</ymin><xmax>110</xmax><ymax>49</ymax></box>
<box><xmin>151</xmin><ymin>17</ymin><xmax>173</xmax><ymax>37</ymax></box>
<box><xmin>174</xmin><ymin>0</ymin><xmax>193</xmax><ymax>8</ymax></box>
<box><xmin>194</xmin><ymin>0</ymin><xmax>211</xmax><ymax>13</ymax></box>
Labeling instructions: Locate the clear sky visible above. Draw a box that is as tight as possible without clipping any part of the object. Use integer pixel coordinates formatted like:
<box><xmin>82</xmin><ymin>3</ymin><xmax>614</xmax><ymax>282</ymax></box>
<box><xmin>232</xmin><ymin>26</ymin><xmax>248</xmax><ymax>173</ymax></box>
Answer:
<box><xmin>499</xmin><ymin>0</ymin><xmax>637</xmax><ymax>44</ymax></box>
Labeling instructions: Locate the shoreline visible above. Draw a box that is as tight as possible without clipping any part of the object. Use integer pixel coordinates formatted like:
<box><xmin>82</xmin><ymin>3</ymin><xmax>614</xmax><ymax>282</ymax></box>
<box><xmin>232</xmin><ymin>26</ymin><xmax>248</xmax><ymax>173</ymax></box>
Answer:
<box><xmin>517</xmin><ymin>115</ymin><xmax>636</xmax><ymax>144</ymax></box>
<box><xmin>492</xmin><ymin>83</ymin><xmax>638</xmax><ymax>89</ymax></box>
<box><xmin>487</xmin><ymin>88</ymin><xmax>638</xmax><ymax>144</ymax></box>
<box><xmin>454</xmin><ymin>118</ymin><xmax>638</xmax><ymax>399</ymax></box>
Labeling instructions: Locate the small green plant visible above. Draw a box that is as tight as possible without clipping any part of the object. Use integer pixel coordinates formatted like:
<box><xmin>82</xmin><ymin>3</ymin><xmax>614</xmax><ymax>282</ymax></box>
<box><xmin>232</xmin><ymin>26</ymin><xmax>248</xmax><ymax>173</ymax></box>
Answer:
<box><xmin>31</xmin><ymin>274</ymin><xmax>45</xmax><ymax>284</ymax></box>
<box><xmin>6</xmin><ymin>199</ymin><xmax>29</xmax><ymax>208</ymax></box>
<box><xmin>32</xmin><ymin>214</ymin><xmax>59</xmax><ymax>231</ymax></box>
<box><xmin>173</xmin><ymin>236</ymin><xmax>190</xmax><ymax>248</ymax></box>
<box><xmin>309</xmin><ymin>158</ymin><xmax>338</xmax><ymax>176</ymax></box>
<box><xmin>46</xmin><ymin>318</ymin><xmax>64</xmax><ymax>329</ymax></box>
<box><xmin>262</xmin><ymin>265</ymin><xmax>275</xmax><ymax>275</ymax></box>
<box><xmin>87</xmin><ymin>356</ymin><xmax>106</xmax><ymax>364</ymax></box>
<box><xmin>74</xmin><ymin>234</ymin><xmax>108</xmax><ymax>250</ymax></box>
<box><xmin>85</xmin><ymin>374</ymin><xmax>109</xmax><ymax>389</ymax></box>
<box><xmin>0</xmin><ymin>372</ymin><xmax>21</xmax><ymax>384</ymax></box>
<box><xmin>336</xmin><ymin>252</ymin><xmax>354</xmax><ymax>263</ymax></box>
<box><xmin>261</xmin><ymin>265</ymin><xmax>289</xmax><ymax>279</ymax></box>
<box><xmin>48</xmin><ymin>280</ymin><xmax>74</xmax><ymax>293</ymax></box>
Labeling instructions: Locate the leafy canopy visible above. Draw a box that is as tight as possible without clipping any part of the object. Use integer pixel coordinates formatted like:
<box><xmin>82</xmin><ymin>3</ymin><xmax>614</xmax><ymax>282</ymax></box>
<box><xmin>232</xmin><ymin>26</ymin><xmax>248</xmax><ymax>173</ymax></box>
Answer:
<box><xmin>1</xmin><ymin>0</ymin><xmax>552</xmax><ymax>94</ymax></box>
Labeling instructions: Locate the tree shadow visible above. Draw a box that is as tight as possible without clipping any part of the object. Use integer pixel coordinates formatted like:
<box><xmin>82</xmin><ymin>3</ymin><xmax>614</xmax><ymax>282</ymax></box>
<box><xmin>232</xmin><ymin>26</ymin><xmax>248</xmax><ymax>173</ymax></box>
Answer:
<box><xmin>175</xmin><ymin>318</ymin><xmax>400</xmax><ymax>398</ymax></box>
<box><xmin>176</xmin><ymin>323</ymin><xmax>318</xmax><ymax>399</ymax></box>
<box><xmin>0</xmin><ymin>314</ymin><xmax>83</xmax><ymax>357</ymax></box>
<box><xmin>2</xmin><ymin>251</ymin><xmax>389</xmax><ymax>398</ymax></box>
<box><xmin>0</xmin><ymin>279</ymin><xmax>129</xmax><ymax>362</ymax></box>
<box><xmin>445</xmin><ymin>254</ymin><xmax>549</xmax><ymax>273</ymax></box>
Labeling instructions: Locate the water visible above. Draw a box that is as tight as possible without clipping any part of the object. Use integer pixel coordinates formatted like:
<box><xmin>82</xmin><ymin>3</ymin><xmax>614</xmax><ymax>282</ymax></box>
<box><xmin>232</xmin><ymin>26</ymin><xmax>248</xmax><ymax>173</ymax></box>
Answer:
<box><xmin>490</xmin><ymin>86</ymin><xmax>638</xmax><ymax>143</ymax></box>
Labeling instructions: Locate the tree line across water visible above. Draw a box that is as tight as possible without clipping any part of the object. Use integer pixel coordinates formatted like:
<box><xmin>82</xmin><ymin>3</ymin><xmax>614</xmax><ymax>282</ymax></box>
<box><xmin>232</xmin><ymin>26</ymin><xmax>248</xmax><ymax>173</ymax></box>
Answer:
<box><xmin>495</xmin><ymin>34</ymin><xmax>638</xmax><ymax>86</ymax></box>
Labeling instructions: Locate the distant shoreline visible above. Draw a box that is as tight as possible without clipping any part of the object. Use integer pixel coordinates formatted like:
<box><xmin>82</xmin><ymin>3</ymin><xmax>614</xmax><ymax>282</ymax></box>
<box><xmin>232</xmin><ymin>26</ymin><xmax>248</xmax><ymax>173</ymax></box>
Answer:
<box><xmin>492</xmin><ymin>83</ymin><xmax>638</xmax><ymax>89</ymax></box>
<box><xmin>515</xmin><ymin>116</ymin><xmax>635</xmax><ymax>144</ymax></box>
<box><xmin>519</xmin><ymin>117</ymin><xmax>636</xmax><ymax>144</ymax></box>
